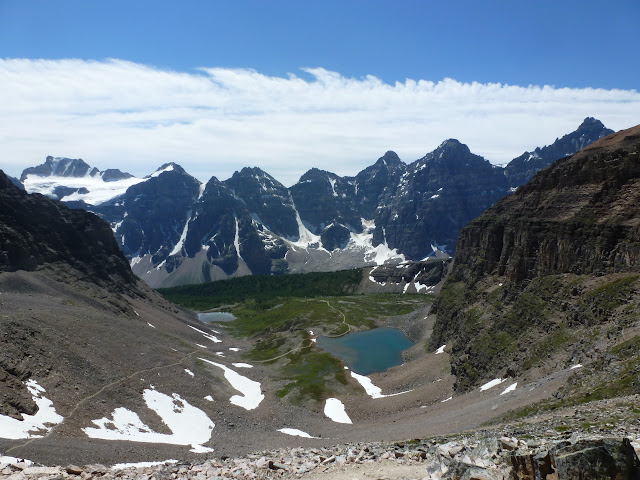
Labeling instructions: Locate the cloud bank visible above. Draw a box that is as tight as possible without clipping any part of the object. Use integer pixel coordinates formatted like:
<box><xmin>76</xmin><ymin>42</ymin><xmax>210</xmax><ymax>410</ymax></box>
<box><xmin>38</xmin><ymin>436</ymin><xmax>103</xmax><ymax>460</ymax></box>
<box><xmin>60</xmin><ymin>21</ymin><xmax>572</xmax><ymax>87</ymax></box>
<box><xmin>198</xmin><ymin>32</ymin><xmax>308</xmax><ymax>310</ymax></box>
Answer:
<box><xmin>1</xmin><ymin>58</ymin><xmax>638</xmax><ymax>186</ymax></box>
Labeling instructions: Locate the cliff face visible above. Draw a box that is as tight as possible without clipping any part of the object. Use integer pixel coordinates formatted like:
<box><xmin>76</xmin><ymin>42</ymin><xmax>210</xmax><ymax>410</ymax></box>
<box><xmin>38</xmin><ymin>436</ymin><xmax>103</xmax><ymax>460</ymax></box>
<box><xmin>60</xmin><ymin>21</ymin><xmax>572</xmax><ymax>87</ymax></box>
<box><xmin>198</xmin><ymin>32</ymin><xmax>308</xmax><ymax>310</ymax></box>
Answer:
<box><xmin>456</xmin><ymin>125</ymin><xmax>640</xmax><ymax>284</ymax></box>
<box><xmin>0</xmin><ymin>171</ymin><xmax>136</xmax><ymax>289</ymax></box>
<box><xmin>430</xmin><ymin>124</ymin><xmax>640</xmax><ymax>393</ymax></box>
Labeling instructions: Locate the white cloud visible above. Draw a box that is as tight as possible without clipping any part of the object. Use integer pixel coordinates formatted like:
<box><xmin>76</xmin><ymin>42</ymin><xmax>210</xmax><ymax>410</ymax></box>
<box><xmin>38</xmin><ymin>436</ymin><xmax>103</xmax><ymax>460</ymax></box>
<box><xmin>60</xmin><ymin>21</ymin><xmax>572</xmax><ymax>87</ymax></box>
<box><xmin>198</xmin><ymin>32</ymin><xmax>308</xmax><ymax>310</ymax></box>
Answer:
<box><xmin>1</xmin><ymin>58</ymin><xmax>638</xmax><ymax>186</ymax></box>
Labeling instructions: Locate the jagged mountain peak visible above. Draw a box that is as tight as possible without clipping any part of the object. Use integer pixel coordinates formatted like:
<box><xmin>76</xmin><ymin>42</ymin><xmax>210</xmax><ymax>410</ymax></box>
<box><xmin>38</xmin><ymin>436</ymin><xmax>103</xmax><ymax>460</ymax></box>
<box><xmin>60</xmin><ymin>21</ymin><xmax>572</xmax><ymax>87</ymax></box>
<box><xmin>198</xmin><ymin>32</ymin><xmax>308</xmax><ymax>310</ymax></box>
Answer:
<box><xmin>379</xmin><ymin>150</ymin><xmax>403</xmax><ymax>165</ymax></box>
<box><xmin>505</xmin><ymin>117</ymin><xmax>614</xmax><ymax>188</ymax></box>
<box><xmin>148</xmin><ymin>162</ymin><xmax>188</xmax><ymax>178</ymax></box>
<box><xmin>578</xmin><ymin>116</ymin><xmax>606</xmax><ymax>130</ymax></box>
<box><xmin>226</xmin><ymin>166</ymin><xmax>286</xmax><ymax>193</ymax></box>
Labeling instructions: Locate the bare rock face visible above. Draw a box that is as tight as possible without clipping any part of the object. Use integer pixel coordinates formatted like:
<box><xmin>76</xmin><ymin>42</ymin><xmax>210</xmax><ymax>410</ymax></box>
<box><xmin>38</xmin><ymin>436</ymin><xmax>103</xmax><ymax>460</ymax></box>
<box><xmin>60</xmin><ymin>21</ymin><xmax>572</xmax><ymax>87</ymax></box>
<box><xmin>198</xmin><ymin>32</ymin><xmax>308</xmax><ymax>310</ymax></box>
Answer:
<box><xmin>0</xmin><ymin>170</ymin><xmax>136</xmax><ymax>288</ymax></box>
<box><xmin>512</xmin><ymin>438</ymin><xmax>640</xmax><ymax>480</ymax></box>
<box><xmin>430</xmin><ymin>124</ymin><xmax>640</xmax><ymax>393</ymax></box>
<box><xmin>455</xmin><ymin>125</ymin><xmax>640</xmax><ymax>284</ymax></box>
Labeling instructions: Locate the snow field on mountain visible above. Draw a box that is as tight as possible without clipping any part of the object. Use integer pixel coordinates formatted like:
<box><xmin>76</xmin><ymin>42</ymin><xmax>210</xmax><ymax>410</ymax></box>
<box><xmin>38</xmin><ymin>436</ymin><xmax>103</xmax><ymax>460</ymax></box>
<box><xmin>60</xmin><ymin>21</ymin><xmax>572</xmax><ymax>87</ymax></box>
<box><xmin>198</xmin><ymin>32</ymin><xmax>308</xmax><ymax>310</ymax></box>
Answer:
<box><xmin>23</xmin><ymin>175</ymin><xmax>144</xmax><ymax>205</ymax></box>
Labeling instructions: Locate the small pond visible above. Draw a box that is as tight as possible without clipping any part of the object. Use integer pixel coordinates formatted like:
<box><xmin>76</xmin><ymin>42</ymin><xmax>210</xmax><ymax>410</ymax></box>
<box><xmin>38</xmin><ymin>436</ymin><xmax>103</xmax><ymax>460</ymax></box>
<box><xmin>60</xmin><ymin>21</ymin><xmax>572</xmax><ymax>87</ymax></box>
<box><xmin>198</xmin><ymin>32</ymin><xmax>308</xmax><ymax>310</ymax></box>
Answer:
<box><xmin>316</xmin><ymin>327</ymin><xmax>414</xmax><ymax>375</ymax></box>
<box><xmin>197</xmin><ymin>312</ymin><xmax>236</xmax><ymax>323</ymax></box>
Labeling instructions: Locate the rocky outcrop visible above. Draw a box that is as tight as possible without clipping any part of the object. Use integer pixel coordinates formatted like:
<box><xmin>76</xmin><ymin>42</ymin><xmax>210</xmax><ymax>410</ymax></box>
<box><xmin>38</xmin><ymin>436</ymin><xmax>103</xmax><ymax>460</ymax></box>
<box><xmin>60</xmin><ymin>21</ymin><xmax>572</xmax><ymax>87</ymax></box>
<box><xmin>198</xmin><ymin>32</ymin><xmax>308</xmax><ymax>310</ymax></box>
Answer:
<box><xmin>430</xmin><ymin>124</ymin><xmax>640</xmax><ymax>393</ymax></box>
<box><xmin>0</xmin><ymin>170</ymin><xmax>135</xmax><ymax>288</ymax></box>
<box><xmin>455</xmin><ymin>124</ymin><xmax>640</xmax><ymax>284</ymax></box>
<box><xmin>512</xmin><ymin>438</ymin><xmax>640</xmax><ymax>480</ymax></box>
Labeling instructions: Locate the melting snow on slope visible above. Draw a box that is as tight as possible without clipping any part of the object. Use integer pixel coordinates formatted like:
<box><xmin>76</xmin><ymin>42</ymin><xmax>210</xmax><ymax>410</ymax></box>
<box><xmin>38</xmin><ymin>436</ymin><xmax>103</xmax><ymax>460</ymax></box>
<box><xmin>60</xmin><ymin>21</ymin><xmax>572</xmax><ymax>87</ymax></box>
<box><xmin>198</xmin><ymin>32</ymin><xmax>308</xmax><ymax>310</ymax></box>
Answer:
<box><xmin>169</xmin><ymin>209</ymin><xmax>192</xmax><ymax>256</ymax></box>
<box><xmin>112</xmin><ymin>460</ymin><xmax>178</xmax><ymax>470</ymax></box>
<box><xmin>188</xmin><ymin>325</ymin><xmax>221</xmax><ymax>343</ymax></box>
<box><xmin>479</xmin><ymin>378</ymin><xmax>506</xmax><ymax>392</ymax></box>
<box><xmin>150</xmin><ymin>164</ymin><xmax>175</xmax><ymax>178</ymax></box>
<box><xmin>232</xmin><ymin>363</ymin><xmax>253</xmax><ymax>368</ymax></box>
<box><xmin>23</xmin><ymin>175</ymin><xmax>145</xmax><ymax>206</ymax></box>
<box><xmin>0</xmin><ymin>380</ymin><xmax>63</xmax><ymax>439</ymax></box>
<box><xmin>350</xmin><ymin>219</ymin><xmax>405</xmax><ymax>265</ymax></box>
<box><xmin>184</xmin><ymin>369</ymin><xmax>195</xmax><ymax>377</ymax></box>
<box><xmin>324</xmin><ymin>398</ymin><xmax>352</xmax><ymax>424</ymax></box>
<box><xmin>441</xmin><ymin>396</ymin><xmax>452</xmax><ymax>403</ymax></box>
<box><xmin>83</xmin><ymin>389</ymin><xmax>214</xmax><ymax>453</ymax></box>
<box><xmin>570</xmin><ymin>364</ymin><xmax>583</xmax><ymax>370</ymax></box>
<box><xmin>199</xmin><ymin>358</ymin><xmax>264</xmax><ymax>410</ymax></box>
<box><xmin>289</xmin><ymin>203</ymin><xmax>324</xmax><ymax>248</ymax></box>
<box><xmin>278</xmin><ymin>428</ymin><xmax>318</xmax><ymax>439</ymax></box>
<box><xmin>350</xmin><ymin>372</ymin><xmax>411</xmax><ymax>399</ymax></box>
<box><xmin>435</xmin><ymin>345</ymin><xmax>446</xmax><ymax>354</ymax></box>
<box><xmin>500</xmin><ymin>382</ymin><xmax>517</xmax><ymax>395</ymax></box>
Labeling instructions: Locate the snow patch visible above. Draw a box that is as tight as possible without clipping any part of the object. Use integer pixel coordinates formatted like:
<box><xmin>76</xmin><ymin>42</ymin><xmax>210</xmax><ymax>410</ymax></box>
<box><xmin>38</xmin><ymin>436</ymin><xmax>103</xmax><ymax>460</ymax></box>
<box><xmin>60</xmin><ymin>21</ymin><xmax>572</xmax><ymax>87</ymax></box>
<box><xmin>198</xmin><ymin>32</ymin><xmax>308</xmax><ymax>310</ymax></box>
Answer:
<box><xmin>232</xmin><ymin>363</ymin><xmax>253</xmax><ymax>368</ymax></box>
<box><xmin>204</xmin><ymin>395</ymin><xmax>214</xmax><ymax>402</ymax></box>
<box><xmin>435</xmin><ymin>344</ymin><xmax>446</xmax><ymax>355</ymax></box>
<box><xmin>83</xmin><ymin>389</ymin><xmax>214</xmax><ymax>452</ymax></box>
<box><xmin>0</xmin><ymin>380</ymin><xmax>63</xmax><ymax>439</ymax></box>
<box><xmin>500</xmin><ymin>382</ymin><xmax>517</xmax><ymax>395</ymax></box>
<box><xmin>184</xmin><ymin>369</ymin><xmax>194</xmax><ymax>377</ymax></box>
<box><xmin>188</xmin><ymin>325</ymin><xmax>221</xmax><ymax>343</ymax></box>
<box><xmin>479</xmin><ymin>378</ymin><xmax>505</xmax><ymax>392</ymax></box>
<box><xmin>350</xmin><ymin>372</ymin><xmax>411</xmax><ymax>399</ymax></box>
<box><xmin>441</xmin><ymin>396</ymin><xmax>452</xmax><ymax>403</ymax></box>
<box><xmin>570</xmin><ymin>364</ymin><xmax>583</xmax><ymax>370</ymax></box>
<box><xmin>323</xmin><ymin>398</ymin><xmax>352</xmax><ymax>424</ymax></box>
<box><xmin>112</xmin><ymin>460</ymin><xmax>178</xmax><ymax>470</ymax></box>
<box><xmin>199</xmin><ymin>358</ymin><xmax>264</xmax><ymax>410</ymax></box>
<box><xmin>278</xmin><ymin>428</ymin><xmax>318</xmax><ymax>439</ymax></box>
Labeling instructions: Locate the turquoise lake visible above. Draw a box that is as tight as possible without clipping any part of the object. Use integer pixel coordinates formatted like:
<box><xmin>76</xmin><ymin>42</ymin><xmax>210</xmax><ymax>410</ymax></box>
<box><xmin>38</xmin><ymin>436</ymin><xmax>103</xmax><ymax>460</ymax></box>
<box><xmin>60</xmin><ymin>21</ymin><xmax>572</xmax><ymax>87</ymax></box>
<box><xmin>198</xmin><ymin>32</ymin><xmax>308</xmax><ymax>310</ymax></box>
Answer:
<box><xmin>197</xmin><ymin>312</ymin><xmax>236</xmax><ymax>322</ymax></box>
<box><xmin>316</xmin><ymin>327</ymin><xmax>414</xmax><ymax>375</ymax></box>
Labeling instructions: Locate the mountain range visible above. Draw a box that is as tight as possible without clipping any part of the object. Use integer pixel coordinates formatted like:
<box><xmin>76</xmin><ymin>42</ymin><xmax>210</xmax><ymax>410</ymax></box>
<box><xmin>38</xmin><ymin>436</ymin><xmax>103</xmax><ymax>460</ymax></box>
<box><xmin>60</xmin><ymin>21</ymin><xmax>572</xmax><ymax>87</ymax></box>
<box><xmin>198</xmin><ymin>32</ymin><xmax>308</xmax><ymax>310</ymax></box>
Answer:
<box><xmin>15</xmin><ymin>117</ymin><xmax>612</xmax><ymax>287</ymax></box>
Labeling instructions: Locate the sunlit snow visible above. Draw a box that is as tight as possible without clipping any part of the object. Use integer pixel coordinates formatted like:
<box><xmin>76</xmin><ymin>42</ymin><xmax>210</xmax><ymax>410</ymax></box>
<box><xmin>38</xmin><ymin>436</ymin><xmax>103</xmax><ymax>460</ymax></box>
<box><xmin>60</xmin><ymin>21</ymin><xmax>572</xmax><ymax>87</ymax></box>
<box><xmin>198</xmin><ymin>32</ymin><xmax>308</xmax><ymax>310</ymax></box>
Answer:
<box><xmin>278</xmin><ymin>428</ymin><xmax>318</xmax><ymax>438</ymax></box>
<box><xmin>350</xmin><ymin>371</ymin><xmax>411</xmax><ymax>399</ymax></box>
<box><xmin>570</xmin><ymin>364</ymin><xmax>583</xmax><ymax>370</ymax></box>
<box><xmin>23</xmin><ymin>174</ymin><xmax>145</xmax><ymax>206</ymax></box>
<box><xmin>500</xmin><ymin>382</ymin><xmax>517</xmax><ymax>395</ymax></box>
<box><xmin>0</xmin><ymin>380</ymin><xmax>63</xmax><ymax>439</ymax></box>
<box><xmin>435</xmin><ymin>344</ymin><xmax>446</xmax><ymax>354</ymax></box>
<box><xmin>199</xmin><ymin>358</ymin><xmax>264</xmax><ymax>410</ymax></box>
<box><xmin>479</xmin><ymin>378</ymin><xmax>505</xmax><ymax>391</ymax></box>
<box><xmin>83</xmin><ymin>389</ymin><xmax>214</xmax><ymax>452</ymax></box>
<box><xmin>112</xmin><ymin>460</ymin><xmax>178</xmax><ymax>470</ymax></box>
<box><xmin>324</xmin><ymin>398</ymin><xmax>352</xmax><ymax>424</ymax></box>
<box><xmin>232</xmin><ymin>363</ymin><xmax>253</xmax><ymax>368</ymax></box>
<box><xmin>188</xmin><ymin>325</ymin><xmax>222</xmax><ymax>343</ymax></box>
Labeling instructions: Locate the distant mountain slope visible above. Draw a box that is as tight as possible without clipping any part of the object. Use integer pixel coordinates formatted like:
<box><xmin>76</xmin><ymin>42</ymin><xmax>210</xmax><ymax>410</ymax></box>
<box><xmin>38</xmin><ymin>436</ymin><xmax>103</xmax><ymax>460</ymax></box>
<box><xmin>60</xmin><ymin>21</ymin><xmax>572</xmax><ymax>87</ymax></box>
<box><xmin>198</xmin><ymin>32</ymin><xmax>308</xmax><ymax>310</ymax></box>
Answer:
<box><xmin>17</xmin><ymin>118</ymin><xmax>611</xmax><ymax>287</ymax></box>
<box><xmin>504</xmin><ymin>117</ymin><xmax>613</xmax><ymax>187</ymax></box>
<box><xmin>430</xmin><ymin>124</ymin><xmax>640</xmax><ymax>393</ymax></box>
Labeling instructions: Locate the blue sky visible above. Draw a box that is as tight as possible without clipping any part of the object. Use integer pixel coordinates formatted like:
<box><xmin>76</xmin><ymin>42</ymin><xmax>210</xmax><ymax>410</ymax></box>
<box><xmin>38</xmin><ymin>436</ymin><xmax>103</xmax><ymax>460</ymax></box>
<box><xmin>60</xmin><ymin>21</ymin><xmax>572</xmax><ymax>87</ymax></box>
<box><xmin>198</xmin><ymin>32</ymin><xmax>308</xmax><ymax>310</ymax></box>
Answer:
<box><xmin>1</xmin><ymin>1</ymin><xmax>638</xmax><ymax>185</ymax></box>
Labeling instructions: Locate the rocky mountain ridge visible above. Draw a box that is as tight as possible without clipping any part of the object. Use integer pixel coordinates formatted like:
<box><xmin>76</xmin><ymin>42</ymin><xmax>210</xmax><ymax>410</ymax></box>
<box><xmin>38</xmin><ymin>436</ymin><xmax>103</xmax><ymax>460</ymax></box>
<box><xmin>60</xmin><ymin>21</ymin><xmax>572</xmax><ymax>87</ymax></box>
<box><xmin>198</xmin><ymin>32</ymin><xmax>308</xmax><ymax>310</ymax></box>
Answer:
<box><xmin>430</xmin><ymin>123</ymin><xmax>640</xmax><ymax>394</ymax></box>
<box><xmin>15</xmin><ymin>118</ymin><xmax>612</xmax><ymax>287</ymax></box>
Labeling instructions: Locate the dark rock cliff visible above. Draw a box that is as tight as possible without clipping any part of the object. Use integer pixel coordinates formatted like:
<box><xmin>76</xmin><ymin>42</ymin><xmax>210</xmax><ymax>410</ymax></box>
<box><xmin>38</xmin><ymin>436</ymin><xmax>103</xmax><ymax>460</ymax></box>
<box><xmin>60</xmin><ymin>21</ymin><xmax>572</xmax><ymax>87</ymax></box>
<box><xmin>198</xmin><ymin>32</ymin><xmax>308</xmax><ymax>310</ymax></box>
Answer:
<box><xmin>430</xmin><ymin>124</ymin><xmax>640</xmax><ymax>393</ymax></box>
<box><xmin>0</xmin><ymin>170</ymin><xmax>136</xmax><ymax>289</ymax></box>
<box><xmin>374</xmin><ymin>139</ymin><xmax>509</xmax><ymax>258</ymax></box>
<box><xmin>456</xmin><ymin>124</ymin><xmax>640</xmax><ymax>284</ymax></box>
